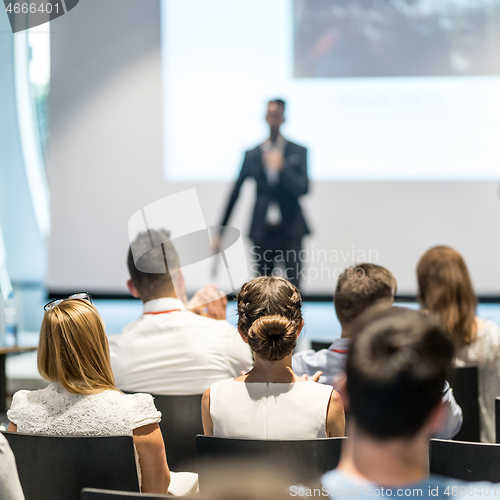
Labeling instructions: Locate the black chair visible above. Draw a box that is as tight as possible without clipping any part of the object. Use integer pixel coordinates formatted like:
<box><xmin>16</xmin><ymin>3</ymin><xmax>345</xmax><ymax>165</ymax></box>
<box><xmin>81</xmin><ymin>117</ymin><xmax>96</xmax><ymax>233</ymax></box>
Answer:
<box><xmin>448</xmin><ymin>366</ymin><xmax>480</xmax><ymax>442</ymax></box>
<box><xmin>2</xmin><ymin>432</ymin><xmax>139</xmax><ymax>500</ymax></box>
<box><xmin>430</xmin><ymin>438</ymin><xmax>500</xmax><ymax>482</ymax></box>
<box><xmin>495</xmin><ymin>398</ymin><xmax>500</xmax><ymax>444</ymax></box>
<box><xmin>149</xmin><ymin>394</ymin><xmax>203</xmax><ymax>472</ymax></box>
<box><xmin>81</xmin><ymin>488</ymin><xmax>199</xmax><ymax>499</ymax></box>
<box><xmin>196</xmin><ymin>435</ymin><xmax>346</xmax><ymax>492</ymax></box>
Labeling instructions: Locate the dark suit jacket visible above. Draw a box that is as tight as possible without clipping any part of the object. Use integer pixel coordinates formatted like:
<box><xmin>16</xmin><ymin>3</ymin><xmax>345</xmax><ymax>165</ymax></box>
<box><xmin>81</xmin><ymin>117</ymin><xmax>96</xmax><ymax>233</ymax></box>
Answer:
<box><xmin>220</xmin><ymin>140</ymin><xmax>310</xmax><ymax>244</ymax></box>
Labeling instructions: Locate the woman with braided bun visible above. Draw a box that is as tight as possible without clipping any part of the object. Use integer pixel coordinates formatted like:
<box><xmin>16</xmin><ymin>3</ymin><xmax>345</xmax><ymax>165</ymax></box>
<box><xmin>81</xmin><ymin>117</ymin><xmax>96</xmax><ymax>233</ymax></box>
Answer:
<box><xmin>201</xmin><ymin>276</ymin><xmax>345</xmax><ymax>439</ymax></box>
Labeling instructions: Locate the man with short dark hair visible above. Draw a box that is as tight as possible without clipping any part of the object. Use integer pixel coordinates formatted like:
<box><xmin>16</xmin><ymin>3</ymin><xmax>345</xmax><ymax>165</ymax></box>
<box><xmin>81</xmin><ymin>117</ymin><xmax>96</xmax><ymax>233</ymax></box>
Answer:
<box><xmin>109</xmin><ymin>229</ymin><xmax>253</xmax><ymax>395</ymax></box>
<box><xmin>125</xmin><ymin>228</ymin><xmax>182</xmax><ymax>303</ymax></box>
<box><xmin>334</xmin><ymin>264</ymin><xmax>396</xmax><ymax>328</ymax></box>
<box><xmin>292</xmin><ymin>263</ymin><xmax>462</xmax><ymax>439</ymax></box>
<box><xmin>217</xmin><ymin>99</ymin><xmax>310</xmax><ymax>288</ymax></box>
<box><xmin>321</xmin><ymin>307</ymin><xmax>487</xmax><ymax>498</ymax></box>
<box><xmin>292</xmin><ymin>263</ymin><xmax>399</xmax><ymax>385</ymax></box>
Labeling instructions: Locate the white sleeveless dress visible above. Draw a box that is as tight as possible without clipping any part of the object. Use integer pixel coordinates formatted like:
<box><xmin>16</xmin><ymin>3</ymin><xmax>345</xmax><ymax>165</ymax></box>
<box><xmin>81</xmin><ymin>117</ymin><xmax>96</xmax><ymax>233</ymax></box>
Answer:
<box><xmin>210</xmin><ymin>379</ymin><xmax>333</xmax><ymax>439</ymax></box>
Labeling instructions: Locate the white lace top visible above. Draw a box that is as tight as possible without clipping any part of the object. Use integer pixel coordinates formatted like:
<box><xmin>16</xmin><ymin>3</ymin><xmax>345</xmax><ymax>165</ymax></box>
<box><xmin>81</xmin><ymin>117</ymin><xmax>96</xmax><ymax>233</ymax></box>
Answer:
<box><xmin>455</xmin><ymin>320</ymin><xmax>500</xmax><ymax>442</ymax></box>
<box><xmin>5</xmin><ymin>383</ymin><xmax>201</xmax><ymax>496</ymax></box>
<box><xmin>7</xmin><ymin>382</ymin><xmax>161</xmax><ymax>436</ymax></box>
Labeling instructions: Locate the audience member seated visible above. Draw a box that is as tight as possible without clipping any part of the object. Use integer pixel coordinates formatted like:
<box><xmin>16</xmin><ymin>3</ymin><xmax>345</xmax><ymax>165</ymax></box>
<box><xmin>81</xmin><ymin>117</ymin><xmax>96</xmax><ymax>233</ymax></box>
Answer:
<box><xmin>418</xmin><ymin>246</ymin><xmax>500</xmax><ymax>443</ymax></box>
<box><xmin>292</xmin><ymin>263</ymin><xmax>463</xmax><ymax>440</ymax></box>
<box><xmin>202</xmin><ymin>276</ymin><xmax>345</xmax><ymax>438</ymax></box>
<box><xmin>321</xmin><ymin>307</ymin><xmax>492</xmax><ymax>498</ymax></box>
<box><xmin>0</xmin><ymin>433</ymin><xmax>25</xmax><ymax>500</ymax></box>
<box><xmin>109</xmin><ymin>229</ymin><xmax>253</xmax><ymax>395</ymax></box>
<box><xmin>6</xmin><ymin>295</ymin><xmax>196</xmax><ymax>496</ymax></box>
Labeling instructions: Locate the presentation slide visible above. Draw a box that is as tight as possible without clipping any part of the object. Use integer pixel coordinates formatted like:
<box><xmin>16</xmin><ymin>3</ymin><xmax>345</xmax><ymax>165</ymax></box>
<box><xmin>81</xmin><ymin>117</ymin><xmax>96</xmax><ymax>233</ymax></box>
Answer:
<box><xmin>162</xmin><ymin>0</ymin><xmax>500</xmax><ymax>182</ymax></box>
<box><xmin>47</xmin><ymin>0</ymin><xmax>500</xmax><ymax>297</ymax></box>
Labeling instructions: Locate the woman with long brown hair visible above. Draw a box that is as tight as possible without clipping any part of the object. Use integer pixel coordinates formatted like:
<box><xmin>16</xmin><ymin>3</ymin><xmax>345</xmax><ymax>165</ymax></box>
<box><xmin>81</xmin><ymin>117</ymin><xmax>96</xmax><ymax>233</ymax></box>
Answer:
<box><xmin>417</xmin><ymin>246</ymin><xmax>500</xmax><ymax>442</ymax></box>
<box><xmin>202</xmin><ymin>276</ymin><xmax>345</xmax><ymax>439</ymax></box>
<box><xmin>7</xmin><ymin>294</ymin><xmax>196</xmax><ymax>495</ymax></box>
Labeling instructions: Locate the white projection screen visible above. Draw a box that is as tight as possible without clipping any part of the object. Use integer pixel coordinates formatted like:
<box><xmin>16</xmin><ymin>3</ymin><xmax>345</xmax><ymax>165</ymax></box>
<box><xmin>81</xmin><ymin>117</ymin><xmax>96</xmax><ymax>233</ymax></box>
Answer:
<box><xmin>48</xmin><ymin>0</ymin><xmax>500</xmax><ymax>297</ymax></box>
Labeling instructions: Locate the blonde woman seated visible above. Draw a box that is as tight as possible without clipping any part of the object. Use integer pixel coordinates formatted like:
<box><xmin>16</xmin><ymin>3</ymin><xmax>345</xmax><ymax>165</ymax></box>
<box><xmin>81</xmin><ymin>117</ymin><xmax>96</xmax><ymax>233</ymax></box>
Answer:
<box><xmin>202</xmin><ymin>277</ymin><xmax>345</xmax><ymax>439</ymax></box>
<box><xmin>7</xmin><ymin>294</ymin><xmax>197</xmax><ymax>496</ymax></box>
<box><xmin>417</xmin><ymin>246</ymin><xmax>500</xmax><ymax>443</ymax></box>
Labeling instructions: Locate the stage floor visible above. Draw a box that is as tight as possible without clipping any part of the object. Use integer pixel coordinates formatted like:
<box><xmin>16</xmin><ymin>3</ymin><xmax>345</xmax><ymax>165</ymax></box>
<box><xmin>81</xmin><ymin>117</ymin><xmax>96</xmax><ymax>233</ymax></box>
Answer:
<box><xmin>8</xmin><ymin>301</ymin><xmax>500</xmax><ymax>388</ymax></box>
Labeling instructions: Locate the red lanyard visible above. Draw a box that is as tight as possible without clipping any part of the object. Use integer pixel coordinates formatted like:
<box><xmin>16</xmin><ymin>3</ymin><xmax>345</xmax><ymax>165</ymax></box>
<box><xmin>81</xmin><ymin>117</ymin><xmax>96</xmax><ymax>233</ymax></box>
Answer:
<box><xmin>143</xmin><ymin>309</ymin><xmax>181</xmax><ymax>315</ymax></box>
<box><xmin>331</xmin><ymin>349</ymin><xmax>349</xmax><ymax>354</ymax></box>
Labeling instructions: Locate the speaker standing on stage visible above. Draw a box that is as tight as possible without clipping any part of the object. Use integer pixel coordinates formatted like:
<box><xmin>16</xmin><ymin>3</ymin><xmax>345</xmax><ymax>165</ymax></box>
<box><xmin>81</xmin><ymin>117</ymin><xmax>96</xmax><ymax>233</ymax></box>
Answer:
<box><xmin>217</xmin><ymin>99</ymin><xmax>310</xmax><ymax>288</ymax></box>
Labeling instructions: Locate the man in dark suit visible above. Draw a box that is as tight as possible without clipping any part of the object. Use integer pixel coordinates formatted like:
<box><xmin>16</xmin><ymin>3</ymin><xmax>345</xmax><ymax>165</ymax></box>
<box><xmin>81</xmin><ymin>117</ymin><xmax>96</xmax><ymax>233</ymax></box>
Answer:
<box><xmin>218</xmin><ymin>99</ymin><xmax>310</xmax><ymax>288</ymax></box>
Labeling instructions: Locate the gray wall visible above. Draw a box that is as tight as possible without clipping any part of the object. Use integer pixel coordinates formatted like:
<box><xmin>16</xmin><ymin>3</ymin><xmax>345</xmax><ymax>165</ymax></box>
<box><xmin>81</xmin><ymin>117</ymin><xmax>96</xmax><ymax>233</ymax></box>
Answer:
<box><xmin>0</xmin><ymin>8</ymin><xmax>48</xmax><ymax>335</ymax></box>
<box><xmin>48</xmin><ymin>0</ymin><xmax>500</xmax><ymax>296</ymax></box>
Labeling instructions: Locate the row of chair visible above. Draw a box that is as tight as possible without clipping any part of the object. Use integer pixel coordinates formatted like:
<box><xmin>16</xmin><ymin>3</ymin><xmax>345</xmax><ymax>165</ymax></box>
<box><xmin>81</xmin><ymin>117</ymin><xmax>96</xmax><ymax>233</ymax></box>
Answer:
<box><xmin>154</xmin><ymin>366</ymin><xmax>500</xmax><ymax>454</ymax></box>
<box><xmin>7</xmin><ymin>431</ymin><xmax>500</xmax><ymax>500</ymax></box>
<box><xmin>2</xmin><ymin>432</ymin><xmax>344</xmax><ymax>500</ymax></box>
<box><xmin>2</xmin><ymin>364</ymin><xmax>495</xmax><ymax>499</ymax></box>
<box><xmin>140</xmin><ymin>364</ymin><xmax>484</xmax><ymax>475</ymax></box>
<box><xmin>121</xmin><ymin>363</ymin><xmax>496</xmax><ymax>473</ymax></box>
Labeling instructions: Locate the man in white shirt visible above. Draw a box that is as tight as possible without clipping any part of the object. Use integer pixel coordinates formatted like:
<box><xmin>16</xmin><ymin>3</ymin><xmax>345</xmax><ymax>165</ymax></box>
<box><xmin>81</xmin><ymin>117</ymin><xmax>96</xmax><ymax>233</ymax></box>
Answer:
<box><xmin>109</xmin><ymin>229</ymin><xmax>253</xmax><ymax>395</ymax></box>
<box><xmin>292</xmin><ymin>263</ymin><xmax>463</xmax><ymax>440</ymax></box>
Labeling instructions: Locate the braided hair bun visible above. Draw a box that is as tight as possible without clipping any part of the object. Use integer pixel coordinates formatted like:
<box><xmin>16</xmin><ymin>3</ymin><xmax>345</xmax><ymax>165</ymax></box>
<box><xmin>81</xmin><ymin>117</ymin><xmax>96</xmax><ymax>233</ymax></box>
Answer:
<box><xmin>237</xmin><ymin>276</ymin><xmax>302</xmax><ymax>361</ymax></box>
<box><xmin>247</xmin><ymin>315</ymin><xmax>297</xmax><ymax>361</ymax></box>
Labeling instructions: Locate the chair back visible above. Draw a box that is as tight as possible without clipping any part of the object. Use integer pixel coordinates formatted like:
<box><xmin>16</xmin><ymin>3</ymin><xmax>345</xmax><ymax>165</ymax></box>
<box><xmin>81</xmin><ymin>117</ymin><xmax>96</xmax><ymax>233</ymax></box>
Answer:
<box><xmin>430</xmin><ymin>438</ymin><xmax>500</xmax><ymax>482</ymax></box>
<box><xmin>150</xmin><ymin>394</ymin><xmax>203</xmax><ymax>472</ymax></box>
<box><xmin>449</xmin><ymin>366</ymin><xmax>480</xmax><ymax>442</ymax></box>
<box><xmin>2</xmin><ymin>432</ymin><xmax>139</xmax><ymax>500</ymax></box>
<box><xmin>196</xmin><ymin>435</ymin><xmax>346</xmax><ymax>491</ymax></box>
<box><xmin>495</xmin><ymin>398</ymin><xmax>500</xmax><ymax>443</ymax></box>
<box><xmin>81</xmin><ymin>488</ymin><xmax>197</xmax><ymax>499</ymax></box>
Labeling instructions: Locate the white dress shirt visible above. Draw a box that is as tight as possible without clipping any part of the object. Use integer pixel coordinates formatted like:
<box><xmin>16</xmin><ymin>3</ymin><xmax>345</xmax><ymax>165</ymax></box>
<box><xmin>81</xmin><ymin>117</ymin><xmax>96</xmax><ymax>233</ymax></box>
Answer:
<box><xmin>109</xmin><ymin>297</ymin><xmax>254</xmax><ymax>395</ymax></box>
<box><xmin>261</xmin><ymin>134</ymin><xmax>287</xmax><ymax>225</ymax></box>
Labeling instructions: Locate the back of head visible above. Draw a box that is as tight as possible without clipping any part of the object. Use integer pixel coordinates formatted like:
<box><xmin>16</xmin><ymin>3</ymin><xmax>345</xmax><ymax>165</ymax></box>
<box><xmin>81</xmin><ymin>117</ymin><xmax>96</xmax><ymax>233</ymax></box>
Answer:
<box><xmin>38</xmin><ymin>299</ymin><xmax>116</xmax><ymax>394</ymax></box>
<box><xmin>334</xmin><ymin>263</ymin><xmax>397</xmax><ymax>330</ymax></box>
<box><xmin>237</xmin><ymin>276</ymin><xmax>302</xmax><ymax>361</ymax></box>
<box><xmin>247</xmin><ymin>315</ymin><xmax>297</xmax><ymax>361</ymax></box>
<box><xmin>269</xmin><ymin>98</ymin><xmax>286</xmax><ymax>111</ymax></box>
<box><xmin>417</xmin><ymin>246</ymin><xmax>477</xmax><ymax>345</ymax></box>
<box><xmin>347</xmin><ymin>306</ymin><xmax>455</xmax><ymax>439</ymax></box>
<box><xmin>127</xmin><ymin>229</ymin><xmax>181</xmax><ymax>301</ymax></box>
